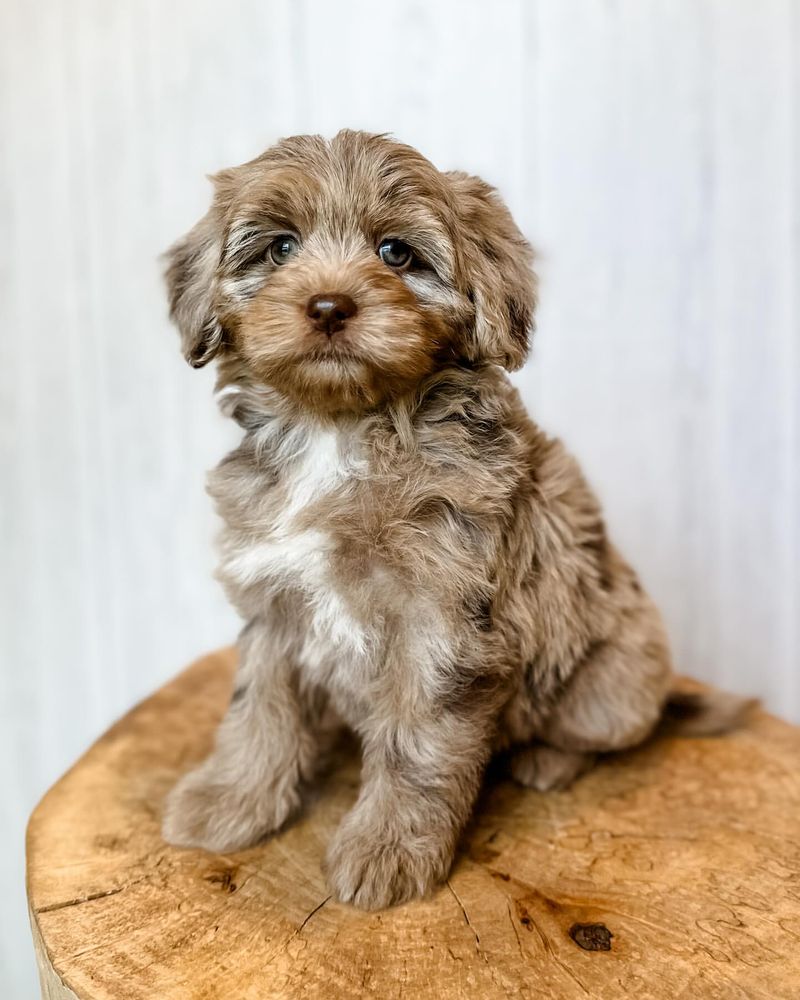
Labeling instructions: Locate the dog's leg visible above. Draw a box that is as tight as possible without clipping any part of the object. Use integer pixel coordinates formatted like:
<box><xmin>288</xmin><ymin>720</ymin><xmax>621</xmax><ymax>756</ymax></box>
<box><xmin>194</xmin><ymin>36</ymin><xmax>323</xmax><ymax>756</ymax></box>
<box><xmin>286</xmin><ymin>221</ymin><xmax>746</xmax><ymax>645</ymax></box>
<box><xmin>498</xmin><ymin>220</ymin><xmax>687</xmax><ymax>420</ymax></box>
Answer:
<box><xmin>162</xmin><ymin>622</ymin><xmax>318</xmax><ymax>853</ymax></box>
<box><xmin>508</xmin><ymin>744</ymin><xmax>595</xmax><ymax>791</ymax></box>
<box><xmin>326</xmin><ymin>709</ymin><xmax>493</xmax><ymax>909</ymax></box>
<box><xmin>506</xmin><ymin>637</ymin><xmax>664</xmax><ymax>793</ymax></box>
<box><xmin>540</xmin><ymin>633</ymin><xmax>671</xmax><ymax>756</ymax></box>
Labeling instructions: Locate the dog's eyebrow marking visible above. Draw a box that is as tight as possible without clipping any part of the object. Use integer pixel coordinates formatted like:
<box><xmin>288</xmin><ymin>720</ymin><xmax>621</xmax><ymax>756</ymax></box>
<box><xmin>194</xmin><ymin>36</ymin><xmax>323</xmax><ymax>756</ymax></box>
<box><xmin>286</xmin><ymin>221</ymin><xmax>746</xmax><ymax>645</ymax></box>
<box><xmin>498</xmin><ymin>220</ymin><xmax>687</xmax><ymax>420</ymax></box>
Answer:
<box><xmin>223</xmin><ymin>223</ymin><xmax>270</xmax><ymax>271</ymax></box>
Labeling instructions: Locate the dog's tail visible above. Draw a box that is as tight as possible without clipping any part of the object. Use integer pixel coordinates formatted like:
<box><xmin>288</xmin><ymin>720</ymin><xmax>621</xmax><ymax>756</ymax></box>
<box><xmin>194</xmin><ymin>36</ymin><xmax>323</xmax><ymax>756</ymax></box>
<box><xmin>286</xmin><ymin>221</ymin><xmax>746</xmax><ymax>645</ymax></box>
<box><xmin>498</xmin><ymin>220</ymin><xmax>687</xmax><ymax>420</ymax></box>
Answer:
<box><xmin>659</xmin><ymin>686</ymin><xmax>758</xmax><ymax>738</ymax></box>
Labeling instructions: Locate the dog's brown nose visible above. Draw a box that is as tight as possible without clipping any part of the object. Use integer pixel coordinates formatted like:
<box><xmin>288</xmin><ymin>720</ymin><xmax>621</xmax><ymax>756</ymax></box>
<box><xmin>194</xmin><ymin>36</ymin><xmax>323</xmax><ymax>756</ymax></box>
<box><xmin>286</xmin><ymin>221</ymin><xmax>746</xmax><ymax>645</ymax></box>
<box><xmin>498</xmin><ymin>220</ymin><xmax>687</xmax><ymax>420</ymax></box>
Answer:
<box><xmin>306</xmin><ymin>293</ymin><xmax>357</xmax><ymax>335</ymax></box>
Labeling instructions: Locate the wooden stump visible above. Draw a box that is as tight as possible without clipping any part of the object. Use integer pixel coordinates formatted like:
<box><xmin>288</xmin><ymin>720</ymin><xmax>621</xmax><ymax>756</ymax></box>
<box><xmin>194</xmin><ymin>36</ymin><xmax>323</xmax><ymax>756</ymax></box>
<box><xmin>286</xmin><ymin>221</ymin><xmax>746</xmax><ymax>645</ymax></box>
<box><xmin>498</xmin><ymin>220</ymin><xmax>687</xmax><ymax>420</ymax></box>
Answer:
<box><xmin>27</xmin><ymin>649</ymin><xmax>800</xmax><ymax>999</ymax></box>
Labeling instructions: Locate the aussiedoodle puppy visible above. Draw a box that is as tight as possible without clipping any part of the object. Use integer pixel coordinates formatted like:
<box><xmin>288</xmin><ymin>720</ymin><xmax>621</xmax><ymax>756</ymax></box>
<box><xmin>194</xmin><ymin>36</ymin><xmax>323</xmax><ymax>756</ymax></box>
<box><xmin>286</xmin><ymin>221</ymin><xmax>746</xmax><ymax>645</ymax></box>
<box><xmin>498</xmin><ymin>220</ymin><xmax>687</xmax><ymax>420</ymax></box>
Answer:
<box><xmin>162</xmin><ymin>129</ymin><xmax>751</xmax><ymax>909</ymax></box>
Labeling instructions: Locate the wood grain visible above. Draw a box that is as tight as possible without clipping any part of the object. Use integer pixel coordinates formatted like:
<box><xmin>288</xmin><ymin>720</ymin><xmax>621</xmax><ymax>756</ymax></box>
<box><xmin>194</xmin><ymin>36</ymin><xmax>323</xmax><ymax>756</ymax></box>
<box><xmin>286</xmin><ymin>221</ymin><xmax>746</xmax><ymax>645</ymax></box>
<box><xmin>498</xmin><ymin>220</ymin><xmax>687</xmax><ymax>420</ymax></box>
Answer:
<box><xmin>27</xmin><ymin>649</ymin><xmax>800</xmax><ymax>999</ymax></box>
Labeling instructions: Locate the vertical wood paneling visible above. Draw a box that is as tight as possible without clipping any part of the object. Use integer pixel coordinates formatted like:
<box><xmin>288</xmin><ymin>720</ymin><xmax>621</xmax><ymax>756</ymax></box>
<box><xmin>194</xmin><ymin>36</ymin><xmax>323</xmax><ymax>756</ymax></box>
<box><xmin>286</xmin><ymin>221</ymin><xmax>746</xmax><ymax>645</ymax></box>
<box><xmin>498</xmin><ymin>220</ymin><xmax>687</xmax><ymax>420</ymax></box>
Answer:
<box><xmin>705</xmin><ymin>0</ymin><xmax>797</xmax><ymax>705</ymax></box>
<box><xmin>1</xmin><ymin>2</ymin><xmax>796</xmax><ymax>994</ymax></box>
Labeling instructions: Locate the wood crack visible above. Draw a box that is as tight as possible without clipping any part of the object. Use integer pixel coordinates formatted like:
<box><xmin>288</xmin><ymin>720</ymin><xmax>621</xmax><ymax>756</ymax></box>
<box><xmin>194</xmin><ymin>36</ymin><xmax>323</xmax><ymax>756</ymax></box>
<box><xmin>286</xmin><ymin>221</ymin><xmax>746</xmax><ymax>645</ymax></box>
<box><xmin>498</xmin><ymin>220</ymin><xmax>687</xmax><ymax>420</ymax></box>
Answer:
<box><xmin>446</xmin><ymin>878</ymin><xmax>494</xmax><ymax>975</ymax></box>
<box><xmin>506</xmin><ymin>899</ymin><xmax>525</xmax><ymax>959</ymax></box>
<box><xmin>296</xmin><ymin>894</ymin><xmax>331</xmax><ymax>934</ymax></box>
<box><xmin>263</xmin><ymin>895</ymin><xmax>332</xmax><ymax>968</ymax></box>
<box><xmin>446</xmin><ymin>880</ymin><xmax>480</xmax><ymax>947</ymax></box>
<box><xmin>36</xmin><ymin>884</ymin><xmax>132</xmax><ymax>913</ymax></box>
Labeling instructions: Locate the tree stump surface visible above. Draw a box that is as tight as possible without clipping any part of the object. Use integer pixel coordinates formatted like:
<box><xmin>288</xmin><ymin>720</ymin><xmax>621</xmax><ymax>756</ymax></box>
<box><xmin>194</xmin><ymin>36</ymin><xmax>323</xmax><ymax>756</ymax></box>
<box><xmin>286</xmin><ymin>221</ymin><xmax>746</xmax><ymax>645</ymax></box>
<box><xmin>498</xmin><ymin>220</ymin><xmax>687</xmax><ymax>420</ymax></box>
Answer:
<box><xmin>26</xmin><ymin>648</ymin><xmax>800</xmax><ymax>999</ymax></box>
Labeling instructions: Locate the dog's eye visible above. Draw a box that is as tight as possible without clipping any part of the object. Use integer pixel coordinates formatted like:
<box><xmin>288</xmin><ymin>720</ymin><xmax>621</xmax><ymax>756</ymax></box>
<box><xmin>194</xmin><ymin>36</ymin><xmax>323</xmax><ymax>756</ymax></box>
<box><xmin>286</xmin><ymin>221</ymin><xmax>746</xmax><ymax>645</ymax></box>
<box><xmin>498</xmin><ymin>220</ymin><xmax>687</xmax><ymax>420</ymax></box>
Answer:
<box><xmin>378</xmin><ymin>239</ymin><xmax>413</xmax><ymax>270</ymax></box>
<box><xmin>269</xmin><ymin>235</ymin><xmax>299</xmax><ymax>265</ymax></box>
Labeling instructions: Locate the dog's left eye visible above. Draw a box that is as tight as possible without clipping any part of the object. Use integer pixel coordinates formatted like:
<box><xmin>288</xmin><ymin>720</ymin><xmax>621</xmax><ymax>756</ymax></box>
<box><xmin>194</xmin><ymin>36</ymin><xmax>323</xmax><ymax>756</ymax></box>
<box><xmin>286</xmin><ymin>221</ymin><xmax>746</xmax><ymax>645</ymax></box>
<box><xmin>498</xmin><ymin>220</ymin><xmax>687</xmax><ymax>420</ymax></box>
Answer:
<box><xmin>378</xmin><ymin>239</ymin><xmax>413</xmax><ymax>270</ymax></box>
<box><xmin>269</xmin><ymin>235</ymin><xmax>299</xmax><ymax>265</ymax></box>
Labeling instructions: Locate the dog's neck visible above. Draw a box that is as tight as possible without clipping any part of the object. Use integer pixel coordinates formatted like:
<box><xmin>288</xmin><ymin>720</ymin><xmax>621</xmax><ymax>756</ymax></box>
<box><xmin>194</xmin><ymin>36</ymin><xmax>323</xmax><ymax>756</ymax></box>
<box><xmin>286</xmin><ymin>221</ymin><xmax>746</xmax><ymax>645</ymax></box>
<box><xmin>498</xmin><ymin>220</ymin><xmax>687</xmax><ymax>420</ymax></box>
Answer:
<box><xmin>213</xmin><ymin>359</ymin><xmax>510</xmax><ymax>450</ymax></box>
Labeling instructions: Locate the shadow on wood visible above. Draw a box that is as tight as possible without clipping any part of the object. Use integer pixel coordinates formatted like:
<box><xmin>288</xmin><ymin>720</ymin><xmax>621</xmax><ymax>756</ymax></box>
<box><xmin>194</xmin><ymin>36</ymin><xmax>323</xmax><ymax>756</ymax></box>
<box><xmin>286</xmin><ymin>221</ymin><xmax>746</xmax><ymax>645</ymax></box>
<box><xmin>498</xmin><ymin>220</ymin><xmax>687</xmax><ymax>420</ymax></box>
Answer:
<box><xmin>27</xmin><ymin>648</ymin><xmax>800</xmax><ymax>999</ymax></box>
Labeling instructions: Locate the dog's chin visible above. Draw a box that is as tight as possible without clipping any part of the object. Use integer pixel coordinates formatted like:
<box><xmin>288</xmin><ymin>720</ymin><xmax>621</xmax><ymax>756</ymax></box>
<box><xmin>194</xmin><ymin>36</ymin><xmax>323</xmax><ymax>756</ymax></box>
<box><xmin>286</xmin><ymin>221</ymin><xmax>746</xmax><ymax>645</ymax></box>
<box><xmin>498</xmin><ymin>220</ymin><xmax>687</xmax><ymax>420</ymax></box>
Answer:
<box><xmin>304</xmin><ymin>341</ymin><xmax>368</xmax><ymax>369</ymax></box>
<box><xmin>246</xmin><ymin>349</ymin><xmax>407</xmax><ymax>416</ymax></box>
<box><xmin>299</xmin><ymin>352</ymin><xmax>374</xmax><ymax>404</ymax></box>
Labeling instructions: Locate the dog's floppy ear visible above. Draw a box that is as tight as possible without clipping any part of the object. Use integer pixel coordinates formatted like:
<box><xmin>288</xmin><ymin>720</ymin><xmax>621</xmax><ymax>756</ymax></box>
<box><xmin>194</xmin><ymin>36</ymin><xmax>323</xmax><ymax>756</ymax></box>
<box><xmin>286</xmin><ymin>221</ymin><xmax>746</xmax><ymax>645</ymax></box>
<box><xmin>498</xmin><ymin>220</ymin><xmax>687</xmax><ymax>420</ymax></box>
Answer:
<box><xmin>446</xmin><ymin>172</ymin><xmax>536</xmax><ymax>371</ymax></box>
<box><xmin>164</xmin><ymin>193</ymin><xmax>226</xmax><ymax>369</ymax></box>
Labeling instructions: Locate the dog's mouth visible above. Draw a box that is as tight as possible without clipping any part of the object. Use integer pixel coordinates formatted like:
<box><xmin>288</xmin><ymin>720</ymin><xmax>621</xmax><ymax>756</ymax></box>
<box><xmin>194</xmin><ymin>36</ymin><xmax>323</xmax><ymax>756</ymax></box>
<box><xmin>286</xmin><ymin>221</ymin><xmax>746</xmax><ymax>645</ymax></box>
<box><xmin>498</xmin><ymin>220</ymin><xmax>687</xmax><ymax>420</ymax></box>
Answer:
<box><xmin>304</xmin><ymin>340</ymin><xmax>366</xmax><ymax>366</ymax></box>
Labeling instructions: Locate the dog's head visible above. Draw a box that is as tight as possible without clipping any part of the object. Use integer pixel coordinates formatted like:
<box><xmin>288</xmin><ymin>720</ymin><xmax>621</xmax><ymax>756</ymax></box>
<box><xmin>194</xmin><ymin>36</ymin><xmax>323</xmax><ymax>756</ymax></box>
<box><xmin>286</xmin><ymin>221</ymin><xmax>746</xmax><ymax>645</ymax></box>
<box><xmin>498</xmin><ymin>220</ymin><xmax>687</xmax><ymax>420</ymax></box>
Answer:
<box><xmin>166</xmin><ymin>130</ymin><xmax>536</xmax><ymax>414</ymax></box>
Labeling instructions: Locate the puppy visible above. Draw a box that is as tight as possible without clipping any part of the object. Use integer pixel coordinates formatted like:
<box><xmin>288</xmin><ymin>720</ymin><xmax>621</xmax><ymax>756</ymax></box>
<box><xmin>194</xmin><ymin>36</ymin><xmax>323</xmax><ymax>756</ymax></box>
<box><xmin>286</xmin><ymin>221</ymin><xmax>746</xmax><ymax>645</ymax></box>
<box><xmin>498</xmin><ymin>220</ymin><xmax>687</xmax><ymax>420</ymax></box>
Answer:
<box><xmin>162</xmin><ymin>130</ymin><xmax>751</xmax><ymax>909</ymax></box>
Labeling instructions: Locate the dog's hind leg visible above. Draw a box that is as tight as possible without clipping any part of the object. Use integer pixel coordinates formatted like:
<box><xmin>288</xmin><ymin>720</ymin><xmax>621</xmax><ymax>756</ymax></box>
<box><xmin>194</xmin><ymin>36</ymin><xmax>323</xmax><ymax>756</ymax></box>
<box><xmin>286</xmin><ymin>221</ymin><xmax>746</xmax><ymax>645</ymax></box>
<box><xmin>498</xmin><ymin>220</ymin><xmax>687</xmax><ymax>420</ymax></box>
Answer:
<box><xmin>508</xmin><ymin>743</ymin><xmax>595</xmax><ymax>791</ymax></box>
<box><xmin>539</xmin><ymin>632</ymin><xmax>672</xmax><ymax>757</ymax></box>
<box><xmin>507</xmin><ymin>635</ymin><xmax>668</xmax><ymax>792</ymax></box>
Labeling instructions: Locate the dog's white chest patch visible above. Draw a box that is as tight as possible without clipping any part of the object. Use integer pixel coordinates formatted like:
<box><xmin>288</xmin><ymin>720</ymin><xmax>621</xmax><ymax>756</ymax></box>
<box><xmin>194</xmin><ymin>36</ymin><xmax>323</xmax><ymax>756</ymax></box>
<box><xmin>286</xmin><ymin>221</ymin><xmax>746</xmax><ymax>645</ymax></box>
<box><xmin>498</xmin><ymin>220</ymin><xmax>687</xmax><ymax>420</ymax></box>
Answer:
<box><xmin>222</xmin><ymin>426</ymin><xmax>369</xmax><ymax>658</ymax></box>
<box><xmin>277</xmin><ymin>429</ymin><xmax>348</xmax><ymax>529</ymax></box>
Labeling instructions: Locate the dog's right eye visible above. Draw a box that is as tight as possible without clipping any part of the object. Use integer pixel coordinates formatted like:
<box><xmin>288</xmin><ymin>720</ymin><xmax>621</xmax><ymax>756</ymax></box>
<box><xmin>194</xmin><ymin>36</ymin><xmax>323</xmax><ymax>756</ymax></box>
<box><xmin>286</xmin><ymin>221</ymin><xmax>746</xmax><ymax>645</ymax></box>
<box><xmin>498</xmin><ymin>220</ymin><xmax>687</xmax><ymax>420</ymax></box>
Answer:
<box><xmin>269</xmin><ymin>235</ymin><xmax>299</xmax><ymax>265</ymax></box>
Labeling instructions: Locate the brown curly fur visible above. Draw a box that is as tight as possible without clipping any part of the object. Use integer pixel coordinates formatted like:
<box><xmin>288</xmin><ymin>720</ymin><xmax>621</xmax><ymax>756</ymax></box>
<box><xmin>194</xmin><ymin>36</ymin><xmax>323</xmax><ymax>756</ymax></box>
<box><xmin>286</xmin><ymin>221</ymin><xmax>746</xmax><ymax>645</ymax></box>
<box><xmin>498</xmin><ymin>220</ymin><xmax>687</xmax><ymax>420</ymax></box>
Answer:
<box><xmin>161</xmin><ymin>130</ymin><xmax>752</xmax><ymax>909</ymax></box>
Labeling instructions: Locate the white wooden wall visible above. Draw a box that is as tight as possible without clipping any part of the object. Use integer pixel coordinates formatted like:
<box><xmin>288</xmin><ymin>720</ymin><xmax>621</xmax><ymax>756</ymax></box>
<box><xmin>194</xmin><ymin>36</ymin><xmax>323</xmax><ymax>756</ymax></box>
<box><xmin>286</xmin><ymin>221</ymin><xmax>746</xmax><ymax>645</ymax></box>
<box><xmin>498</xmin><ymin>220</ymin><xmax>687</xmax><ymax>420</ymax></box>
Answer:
<box><xmin>2</xmin><ymin>1</ymin><xmax>798</xmax><ymax>994</ymax></box>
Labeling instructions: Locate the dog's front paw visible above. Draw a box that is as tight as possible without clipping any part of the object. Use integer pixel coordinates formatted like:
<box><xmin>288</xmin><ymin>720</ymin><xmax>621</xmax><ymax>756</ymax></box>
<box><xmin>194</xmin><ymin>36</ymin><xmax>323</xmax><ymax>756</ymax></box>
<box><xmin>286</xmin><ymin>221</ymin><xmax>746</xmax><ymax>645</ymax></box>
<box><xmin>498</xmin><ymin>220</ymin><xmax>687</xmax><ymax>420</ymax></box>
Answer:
<box><xmin>162</xmin><ymin>762</ymin><xmax>299</xmax><ymax>853</ymax></box>
<box><xmin>326</xmin><ymin>820</ymin><xmax>451</xmax><ymax>909</ymax></box>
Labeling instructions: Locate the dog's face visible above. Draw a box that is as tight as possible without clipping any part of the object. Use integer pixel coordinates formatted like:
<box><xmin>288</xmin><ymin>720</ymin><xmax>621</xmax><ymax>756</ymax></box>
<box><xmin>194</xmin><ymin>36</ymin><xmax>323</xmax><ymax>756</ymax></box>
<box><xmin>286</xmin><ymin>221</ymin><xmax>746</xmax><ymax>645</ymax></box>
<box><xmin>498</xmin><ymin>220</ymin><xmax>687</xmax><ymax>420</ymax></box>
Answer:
<box><xmin>166</xmin><ymin>130</ymin><xmax>536</xmax><ymax>414</ymax></box>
